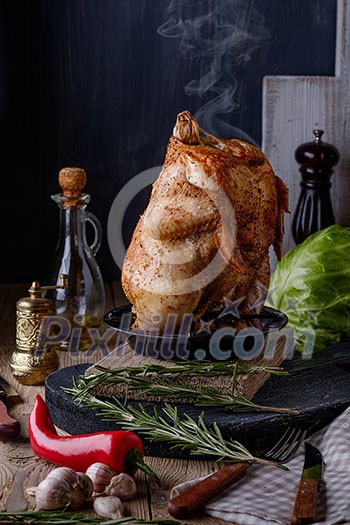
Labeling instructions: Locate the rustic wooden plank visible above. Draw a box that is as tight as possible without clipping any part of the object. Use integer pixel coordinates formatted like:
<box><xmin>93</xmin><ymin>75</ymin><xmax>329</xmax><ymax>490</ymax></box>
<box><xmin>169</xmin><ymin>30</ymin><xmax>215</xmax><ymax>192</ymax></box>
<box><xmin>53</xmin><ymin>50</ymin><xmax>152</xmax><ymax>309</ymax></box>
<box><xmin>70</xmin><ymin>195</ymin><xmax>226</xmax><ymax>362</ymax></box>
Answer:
<box><xmin>120</xmin><ymin>469</ymin><xmax>152</xmax><ymax>520</ymax></box>
<box><xmin>333</xmin><ymin>0</ymin><xmax>350</xmax><ymax>226</ymax></box>
<box><xmin>85</xmin><ymin>327</ymin><xmax>291</xmax><ymax>402</ymax></box>
<box><xmin>0</xmin><ymin>283</ymin><xmax>139</xmax><ymax>514</ymax></box>
<box><xmin>262</xmin><ymin>0</ymin><xmax>350</xmax><ymax>262</ymax></box>
<box><xmin>46</xmin><ymin>339</ymin><xmax>350</xmax><ymax>463</ymax></box>
<box><xmin>263</xmin><ymin>75</ymin><xmax>337</xmax><ymax>258</ymax></box>
<box><xmin>0</xmin><ymin>282</ymin><xmax>231</xmax><ymax>522</ymax></box>
<box><xmin>90</xmin><ymin>281</ymin><xmax>291</xmax><ymax>402</ymax></box>
<box><xmin>54</xmin><ymin>428</ymin><xmax>226</xmax><ymax>522</ymax></box>
<box><xmin>147</xmin><ymin>457</ymin><xmax>228</xmax><ymax>524</ymax></box>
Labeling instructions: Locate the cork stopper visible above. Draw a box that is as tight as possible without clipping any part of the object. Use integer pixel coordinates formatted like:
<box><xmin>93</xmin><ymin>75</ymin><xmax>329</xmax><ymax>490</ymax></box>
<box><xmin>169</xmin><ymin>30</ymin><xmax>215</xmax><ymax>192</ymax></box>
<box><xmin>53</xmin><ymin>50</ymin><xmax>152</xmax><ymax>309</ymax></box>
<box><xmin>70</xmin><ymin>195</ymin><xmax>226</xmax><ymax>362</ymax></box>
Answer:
<box><xmin>58</xmin><ymin>167</ymin><xmax>87</xmax><ymax>197</ymax></box>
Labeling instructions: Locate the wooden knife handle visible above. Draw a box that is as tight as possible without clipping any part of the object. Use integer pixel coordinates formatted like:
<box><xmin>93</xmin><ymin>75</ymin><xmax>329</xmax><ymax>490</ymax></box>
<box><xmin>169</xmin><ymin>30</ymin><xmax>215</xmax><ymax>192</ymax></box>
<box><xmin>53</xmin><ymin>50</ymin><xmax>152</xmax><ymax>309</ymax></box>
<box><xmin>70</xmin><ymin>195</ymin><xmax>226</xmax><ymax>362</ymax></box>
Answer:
<box><xmin>290</xmin><ymin>477</ymin><xmax>318</xmax><ymax>524</ymax></box>
<box><xmin>0</xmin><ymin>399</ymin><xmax>20</xmax><ymax>439</ymax></box>
<box><xmin>168</xmin><ymin>463</ymin><xmax>248</xmax><ymax>519</ymax></box>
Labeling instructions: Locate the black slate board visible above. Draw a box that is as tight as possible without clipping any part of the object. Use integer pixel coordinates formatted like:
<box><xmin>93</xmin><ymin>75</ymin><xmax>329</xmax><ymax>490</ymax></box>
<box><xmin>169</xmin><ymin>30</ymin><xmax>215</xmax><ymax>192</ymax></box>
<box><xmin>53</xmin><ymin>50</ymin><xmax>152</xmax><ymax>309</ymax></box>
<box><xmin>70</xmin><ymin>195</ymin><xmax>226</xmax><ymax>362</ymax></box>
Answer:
<box><xmin>45</xmin><ymin>342</ymin><xmax>350</xmax><ymax>458</ymax></box>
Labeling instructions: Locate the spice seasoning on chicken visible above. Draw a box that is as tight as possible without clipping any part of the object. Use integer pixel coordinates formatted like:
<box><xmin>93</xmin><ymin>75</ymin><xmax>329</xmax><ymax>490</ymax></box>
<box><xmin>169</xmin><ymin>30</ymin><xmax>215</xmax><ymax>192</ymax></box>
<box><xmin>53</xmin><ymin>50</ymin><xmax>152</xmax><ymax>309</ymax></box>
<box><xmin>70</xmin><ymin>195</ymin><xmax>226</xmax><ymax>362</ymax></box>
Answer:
<box><xmin>122</xmin><ymin>110</ymin><xmax>288</xmax><ymax>331</ymax></box>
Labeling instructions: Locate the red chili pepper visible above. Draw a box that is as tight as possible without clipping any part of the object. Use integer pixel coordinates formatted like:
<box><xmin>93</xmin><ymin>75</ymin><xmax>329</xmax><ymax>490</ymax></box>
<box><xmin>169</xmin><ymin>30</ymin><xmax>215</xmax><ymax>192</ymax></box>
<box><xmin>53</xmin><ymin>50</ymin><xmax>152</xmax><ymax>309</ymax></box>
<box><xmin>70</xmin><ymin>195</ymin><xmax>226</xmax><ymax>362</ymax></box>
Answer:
<box><xmin>29</xmin><ymin>394</ymin><xmax>159</xmax><ymax>484</ymax></box>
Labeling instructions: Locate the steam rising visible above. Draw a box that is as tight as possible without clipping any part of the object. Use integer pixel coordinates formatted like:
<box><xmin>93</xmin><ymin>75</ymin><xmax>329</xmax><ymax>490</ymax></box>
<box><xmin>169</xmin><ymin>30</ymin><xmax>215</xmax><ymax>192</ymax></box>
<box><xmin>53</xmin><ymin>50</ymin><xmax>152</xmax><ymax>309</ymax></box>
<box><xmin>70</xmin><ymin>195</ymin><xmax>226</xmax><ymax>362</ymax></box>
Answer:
<box><xmin>158</xmin><ymin>0</ymin><xmax>272</xmax><ymax>144</ymax></box>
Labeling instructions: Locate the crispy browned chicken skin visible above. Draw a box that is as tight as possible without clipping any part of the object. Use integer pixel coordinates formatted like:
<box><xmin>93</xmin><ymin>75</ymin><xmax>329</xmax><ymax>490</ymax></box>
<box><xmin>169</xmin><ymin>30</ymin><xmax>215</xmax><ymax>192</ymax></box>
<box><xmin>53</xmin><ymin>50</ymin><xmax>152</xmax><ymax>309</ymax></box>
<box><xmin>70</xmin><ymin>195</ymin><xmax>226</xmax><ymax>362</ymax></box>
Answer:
<box><xmin>122</xmin><ymin>111</ymin><xmax>288</xmax><ymax>330</ymax></box>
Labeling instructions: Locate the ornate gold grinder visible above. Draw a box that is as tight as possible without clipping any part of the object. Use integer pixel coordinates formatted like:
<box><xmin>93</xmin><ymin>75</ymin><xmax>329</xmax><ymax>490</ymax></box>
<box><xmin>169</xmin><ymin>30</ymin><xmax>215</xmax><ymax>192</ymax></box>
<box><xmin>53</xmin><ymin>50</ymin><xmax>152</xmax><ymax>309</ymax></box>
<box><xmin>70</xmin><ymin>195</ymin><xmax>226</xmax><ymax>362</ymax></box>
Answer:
<box><xmin>11</xmin><ymin>274</ymin><xmax>68</xmax><ymax>386</ymax></box>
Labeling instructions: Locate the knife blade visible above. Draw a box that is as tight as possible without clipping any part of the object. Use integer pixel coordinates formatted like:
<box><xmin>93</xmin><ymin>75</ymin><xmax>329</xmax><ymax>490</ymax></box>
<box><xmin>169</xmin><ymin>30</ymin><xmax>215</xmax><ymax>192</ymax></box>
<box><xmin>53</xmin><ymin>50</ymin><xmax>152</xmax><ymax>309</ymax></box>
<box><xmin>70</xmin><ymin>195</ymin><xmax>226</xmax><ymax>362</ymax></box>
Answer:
<box><xmin>0</xmin><ymin>376</ymin><xmax>21</xmax><ymax>439</ymax></box>
<box><xmin>290</xmin><ymin>442</ymin><xmax>324</xmax><ymax>524</ymax></box>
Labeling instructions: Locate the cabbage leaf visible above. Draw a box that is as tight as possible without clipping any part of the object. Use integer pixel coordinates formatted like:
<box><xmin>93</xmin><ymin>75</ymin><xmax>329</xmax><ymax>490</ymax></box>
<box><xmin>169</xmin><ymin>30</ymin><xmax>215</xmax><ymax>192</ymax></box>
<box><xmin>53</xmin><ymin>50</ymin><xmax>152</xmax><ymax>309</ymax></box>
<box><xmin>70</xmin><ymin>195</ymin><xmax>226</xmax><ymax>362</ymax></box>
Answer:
<box><xmin>266</xmin><ymin>224</ymin><xmax>350</xmax><ymax>352</ymax></box>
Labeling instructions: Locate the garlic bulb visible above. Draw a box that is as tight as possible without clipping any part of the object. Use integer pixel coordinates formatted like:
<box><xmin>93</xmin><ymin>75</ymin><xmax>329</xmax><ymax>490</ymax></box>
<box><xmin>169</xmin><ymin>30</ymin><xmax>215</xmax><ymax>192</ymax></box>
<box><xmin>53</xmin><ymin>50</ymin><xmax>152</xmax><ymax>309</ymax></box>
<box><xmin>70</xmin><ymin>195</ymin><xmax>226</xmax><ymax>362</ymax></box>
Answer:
<box><xmin>105</xmin><ymin>473</ymin><xmax>137</xmax><ymax>500</ymax></box>
<box><xmin>86</xmin><ymin>462</ymin><xmax>116</xmax><ymax>492</ymax></box>
<box><xmin>93</xmin><ymin>495</ymin><xmax>124</xmax><ymax>519</ymax></box>
<box><xmin>29</xmin><ymin>467</ymin><xmax>93</xmax><ymax>510</ymax></box>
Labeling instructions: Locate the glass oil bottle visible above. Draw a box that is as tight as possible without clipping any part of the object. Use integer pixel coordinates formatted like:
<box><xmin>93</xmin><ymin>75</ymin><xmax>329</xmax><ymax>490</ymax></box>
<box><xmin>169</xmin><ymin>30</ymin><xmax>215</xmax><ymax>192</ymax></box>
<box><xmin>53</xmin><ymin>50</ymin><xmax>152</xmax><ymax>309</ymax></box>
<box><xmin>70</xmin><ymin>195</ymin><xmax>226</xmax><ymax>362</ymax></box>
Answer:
<box><xmin>46</xmin><ymin>167</ymin><xmax>105</xmax><ymax>351</ymax></box>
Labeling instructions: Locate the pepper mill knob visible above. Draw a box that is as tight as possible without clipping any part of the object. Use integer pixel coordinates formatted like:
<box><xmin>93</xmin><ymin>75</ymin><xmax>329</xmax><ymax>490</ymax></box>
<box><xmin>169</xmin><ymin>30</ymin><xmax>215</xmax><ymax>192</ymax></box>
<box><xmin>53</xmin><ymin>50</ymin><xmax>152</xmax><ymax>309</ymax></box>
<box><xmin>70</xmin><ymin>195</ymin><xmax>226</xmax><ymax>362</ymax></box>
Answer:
<box><xmin>292</xmin><ymin>129</ymin><xmax>340</xmax><ymax>244</ymax></box>
<box><xmin>59</xmin><ymin>167</ymin><xmax>87</xmax><ymax>197</ymax></box>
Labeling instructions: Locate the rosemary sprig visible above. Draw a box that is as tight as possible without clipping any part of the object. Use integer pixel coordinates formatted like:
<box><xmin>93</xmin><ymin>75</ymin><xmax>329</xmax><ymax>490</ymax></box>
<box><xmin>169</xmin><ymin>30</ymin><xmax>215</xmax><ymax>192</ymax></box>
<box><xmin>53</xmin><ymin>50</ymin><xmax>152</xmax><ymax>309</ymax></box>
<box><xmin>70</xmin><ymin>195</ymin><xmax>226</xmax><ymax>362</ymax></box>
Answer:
<box><xmin>94</xmin><ymin>361</ymin><xmax>288</xmax><ymax>378</ymax></box>
<box><xmin>66</xmin><ymin>385</ymin><xmax>287</xmax><ymax>470</ymax></box>
<box><xmin>75</xmin><ymin>364</ymin><xmax>296</xmax><ymax>415</ymax></box>
<box><xmin>0</xmin><ymin>511</ymin><xmax>185</xmax><ymax>524</ymax></box>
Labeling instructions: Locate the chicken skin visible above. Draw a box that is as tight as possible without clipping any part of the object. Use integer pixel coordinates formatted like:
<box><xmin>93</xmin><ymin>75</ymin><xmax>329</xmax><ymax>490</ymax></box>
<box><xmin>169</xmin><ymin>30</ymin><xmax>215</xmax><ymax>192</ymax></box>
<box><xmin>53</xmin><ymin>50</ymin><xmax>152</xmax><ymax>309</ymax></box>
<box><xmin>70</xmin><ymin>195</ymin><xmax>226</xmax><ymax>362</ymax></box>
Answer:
<box><xmin>121</xmin><ymin>110</ymin><xmax>288</xmax><ymax>330</ymax></box>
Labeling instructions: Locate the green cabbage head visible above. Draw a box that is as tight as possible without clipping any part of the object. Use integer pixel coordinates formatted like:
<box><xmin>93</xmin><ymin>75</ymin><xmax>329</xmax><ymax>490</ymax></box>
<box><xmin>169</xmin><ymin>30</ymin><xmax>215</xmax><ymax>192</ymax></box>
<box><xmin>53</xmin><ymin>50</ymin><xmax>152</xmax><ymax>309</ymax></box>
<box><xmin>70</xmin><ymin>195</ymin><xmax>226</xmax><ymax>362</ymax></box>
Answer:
<box><xmin>267</xmin><ymin>224</ymin><xmax>350</xmax><ymax>352</ymax></box>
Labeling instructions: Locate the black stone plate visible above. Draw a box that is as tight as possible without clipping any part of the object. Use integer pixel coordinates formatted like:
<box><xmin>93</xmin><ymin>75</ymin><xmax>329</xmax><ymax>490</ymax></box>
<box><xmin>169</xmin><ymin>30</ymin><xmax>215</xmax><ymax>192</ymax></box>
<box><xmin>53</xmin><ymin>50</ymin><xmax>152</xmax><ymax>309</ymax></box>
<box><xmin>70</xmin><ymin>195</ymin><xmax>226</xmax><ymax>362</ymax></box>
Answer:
<box><xmin>103</xmin><ymin>304</ymin><xmax>288</xmax><ymax>361</ymax></box>
<box><xmin>45</xmin><ymin>341</ymin><xmax>350</xmax><ymax>458</ymax></box>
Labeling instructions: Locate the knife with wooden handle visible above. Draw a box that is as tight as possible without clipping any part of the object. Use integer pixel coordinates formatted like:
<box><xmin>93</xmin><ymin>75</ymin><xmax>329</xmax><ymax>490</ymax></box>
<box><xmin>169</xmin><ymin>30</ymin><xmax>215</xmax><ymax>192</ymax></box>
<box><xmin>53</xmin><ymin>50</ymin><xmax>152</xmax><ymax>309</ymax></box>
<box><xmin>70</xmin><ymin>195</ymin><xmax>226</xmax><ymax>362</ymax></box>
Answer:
<box><xmin>167</xmin><ymin>463</ymin><xmax>248</xmax><ymax>519</ymax></box>
<box><xmin>290</xmin><ymin>442</ymin><xmax>324</xmax><ymax>524</ymax></box>
<box><xmin>0</xmin><ymin>377</ymin><xmax>21</xmax><ymax>439</ymax></box>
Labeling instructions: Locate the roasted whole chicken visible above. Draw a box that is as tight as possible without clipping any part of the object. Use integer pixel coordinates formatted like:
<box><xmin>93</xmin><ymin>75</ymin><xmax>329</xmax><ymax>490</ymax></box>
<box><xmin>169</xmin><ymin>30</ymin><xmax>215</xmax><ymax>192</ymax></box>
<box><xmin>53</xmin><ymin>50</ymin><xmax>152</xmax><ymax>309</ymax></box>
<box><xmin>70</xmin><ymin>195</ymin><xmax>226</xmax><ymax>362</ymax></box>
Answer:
<box><xmin>122</xmin><ymin>111</ymin><xmax>288</xmax><ymax>330</ymax></box>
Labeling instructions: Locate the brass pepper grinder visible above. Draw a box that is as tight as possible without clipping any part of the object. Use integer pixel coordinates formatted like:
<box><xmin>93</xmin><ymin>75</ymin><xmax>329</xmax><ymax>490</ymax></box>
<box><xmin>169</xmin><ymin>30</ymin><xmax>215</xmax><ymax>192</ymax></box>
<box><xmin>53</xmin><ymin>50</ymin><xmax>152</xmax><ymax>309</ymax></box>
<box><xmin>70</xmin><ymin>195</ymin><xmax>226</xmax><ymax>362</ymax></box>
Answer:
<box><xmin>292</xmin><ymin>129</ymin><xmax>340</xmax><ymax>244</ymax></box>
<box><xmin>45</xmin><ymin>167</ymin><xmax>105</xmax><ymax>351</ymax></box>
<box><xmin>11</xmin><ymin>274</ymin><xmax>68</xmax><ymax>386</ymax></box>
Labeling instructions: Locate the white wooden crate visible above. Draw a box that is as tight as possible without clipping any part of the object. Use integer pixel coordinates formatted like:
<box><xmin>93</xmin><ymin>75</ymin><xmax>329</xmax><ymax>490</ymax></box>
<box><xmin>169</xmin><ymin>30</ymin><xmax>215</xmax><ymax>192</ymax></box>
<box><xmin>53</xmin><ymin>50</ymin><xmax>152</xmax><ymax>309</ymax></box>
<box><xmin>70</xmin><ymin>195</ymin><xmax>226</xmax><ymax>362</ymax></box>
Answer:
<box><xmin>262</xmin><ymin>0</ymin><xmax>350</xmax><ymax>258</ymax></box>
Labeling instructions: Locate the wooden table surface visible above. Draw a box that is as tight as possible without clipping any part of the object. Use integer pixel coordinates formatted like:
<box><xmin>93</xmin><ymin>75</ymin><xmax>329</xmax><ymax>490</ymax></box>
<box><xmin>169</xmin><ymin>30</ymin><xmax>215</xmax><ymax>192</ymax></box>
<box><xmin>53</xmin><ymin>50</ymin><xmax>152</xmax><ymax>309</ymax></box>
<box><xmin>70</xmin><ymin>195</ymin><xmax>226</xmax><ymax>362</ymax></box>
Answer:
<box><xmin>0</xmin><ymin>282</ymin><xmax>227</xmax><ymax>524</ymax></box>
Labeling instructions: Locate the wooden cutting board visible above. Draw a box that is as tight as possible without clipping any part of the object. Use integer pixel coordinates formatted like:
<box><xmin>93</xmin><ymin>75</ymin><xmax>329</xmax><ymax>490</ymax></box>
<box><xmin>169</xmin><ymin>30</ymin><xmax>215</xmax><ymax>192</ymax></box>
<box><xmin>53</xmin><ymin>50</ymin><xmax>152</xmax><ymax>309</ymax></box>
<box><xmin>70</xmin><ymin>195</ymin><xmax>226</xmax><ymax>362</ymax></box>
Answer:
<box><xmin>45</xmin><ymin>341</ymin><xmax>350</xmax><ymax>458</ymax></box>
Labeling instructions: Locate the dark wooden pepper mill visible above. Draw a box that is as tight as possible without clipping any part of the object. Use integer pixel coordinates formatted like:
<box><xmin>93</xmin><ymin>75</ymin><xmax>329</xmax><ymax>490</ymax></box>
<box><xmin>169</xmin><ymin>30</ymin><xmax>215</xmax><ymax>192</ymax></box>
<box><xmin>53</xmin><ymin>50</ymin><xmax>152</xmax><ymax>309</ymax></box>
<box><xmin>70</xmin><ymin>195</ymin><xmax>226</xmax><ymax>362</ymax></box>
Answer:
<box><xmin>292</xmin><ymin>129</ymin><xmax>340</xmax><ymax>244</ymax></box>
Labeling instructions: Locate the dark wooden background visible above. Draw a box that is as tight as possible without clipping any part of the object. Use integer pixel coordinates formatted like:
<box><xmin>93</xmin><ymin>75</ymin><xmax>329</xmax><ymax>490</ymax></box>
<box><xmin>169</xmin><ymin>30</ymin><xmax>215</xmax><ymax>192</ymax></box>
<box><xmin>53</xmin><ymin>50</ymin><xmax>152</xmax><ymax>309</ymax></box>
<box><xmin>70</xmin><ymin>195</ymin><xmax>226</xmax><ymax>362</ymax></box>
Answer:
<box><xmin>0</xmin><ymin>0</ymin><xmax>336</xmax><ymax>284</ymax></box>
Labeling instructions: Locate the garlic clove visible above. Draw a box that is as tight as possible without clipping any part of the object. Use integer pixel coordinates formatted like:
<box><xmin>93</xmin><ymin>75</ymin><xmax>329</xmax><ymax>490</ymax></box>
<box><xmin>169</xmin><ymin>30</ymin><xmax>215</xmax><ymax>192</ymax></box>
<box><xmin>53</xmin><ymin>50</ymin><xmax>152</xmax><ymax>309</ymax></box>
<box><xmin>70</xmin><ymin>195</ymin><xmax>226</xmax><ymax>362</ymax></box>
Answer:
<box><xmin>74</xmin><ymin>471</ymin><xmax>94</xmax><ymax>498</ymax></box>
<box><xmin>69</xmin><ymin>473</ymin><xmax>93</xmax><ymax>510</ymax></box>
<box><xmin>34</xmin><ymin>477</ymin><xmax>73</xmax><ymax>510</ymax></box>
<box><xmin>93</xmin><ymin>495</ymin><xmax>124</xmax><ymax>519</ymax></box>
<box><xmin>105</xmin><ymin>473</ymin><xmax>137</xmax><ymax>500</ymax></box>
<box><xmin>86</xmin><ymin>462</ymin><xmax>117</xmax><ymax>492</ymax></box>
<box><xmin>32</xmin><ymin>467</ymin><xmax>93</xmax><ymax>510</ymax></box>
<box><xmin>46</xmin><ymin>467</ymin><xmax>80</xmax><ymax>485</ymax></box>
